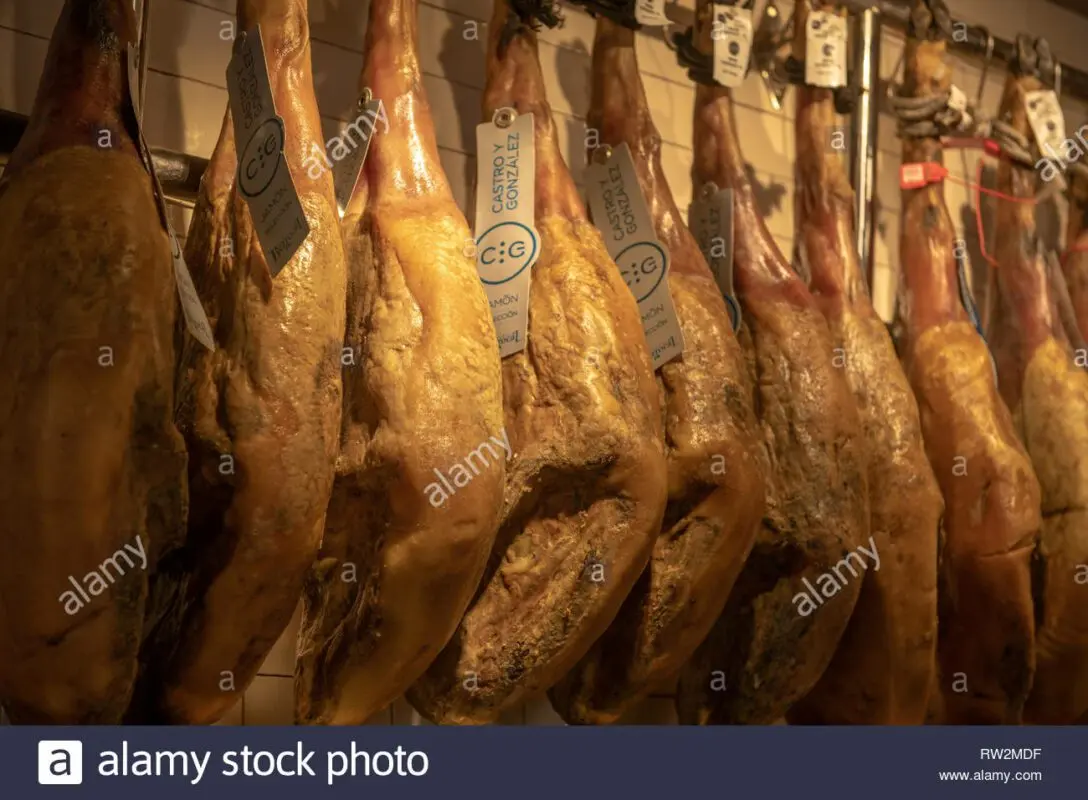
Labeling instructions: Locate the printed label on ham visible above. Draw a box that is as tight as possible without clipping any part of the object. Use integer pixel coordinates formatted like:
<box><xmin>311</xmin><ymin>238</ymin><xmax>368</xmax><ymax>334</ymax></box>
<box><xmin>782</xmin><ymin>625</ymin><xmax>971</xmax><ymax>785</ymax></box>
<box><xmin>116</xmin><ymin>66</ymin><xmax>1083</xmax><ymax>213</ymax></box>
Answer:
<box><xmin>711</xmin><ymin>6</ymin><xmax>753</xmax><ymax>88</ymax></box>
<box><xmin>634</xmin><ymin>0</ymin><xmax>668</xmax><ymax>26</ymax></box>
<box><xmin>586</xmin><ymin>142</ymin><xmax>685</xmax><ymax>368</ymax></box>
<box><xmin>1024</xmin><ymin>89</ymin><xmax>1066</xmax><ymax>162</ymax></box>
<box><xmin>331</xmin><ymin>96</ymin><xmax>384</xmax><ymax>215</ymax></box>
<box><xmin>226</xmin><ymin>26</ymin><xmax>309</xmax><ymax>277</ymax></box>
<box><xmin>689</xmin><ymin>185</ymin><xmax>741</xmax><ymax>329</ymax></box>
<box><xmin>474</xmin><ymin>109</ymin><xmax>540</xmax><ymax>356</ymax></box>
<box><xmin>805</xmin><ymin>11</ymin><xmax>847</xmax><ymax>88</ymax></box>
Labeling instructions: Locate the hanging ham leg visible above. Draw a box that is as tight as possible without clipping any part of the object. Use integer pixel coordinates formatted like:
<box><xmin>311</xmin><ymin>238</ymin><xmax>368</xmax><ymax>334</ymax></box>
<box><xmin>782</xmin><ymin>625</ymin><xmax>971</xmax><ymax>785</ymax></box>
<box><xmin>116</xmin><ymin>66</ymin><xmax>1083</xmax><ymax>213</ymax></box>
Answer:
<box><xmin>1064</xmin><ymin>168</ymin><xmax>1088</xmax><ymax>340</ymax></box>
<box><xmin>0</xmin><ymin>0</ymin><xmax>186</xmax><ymax>723</ymax></box>
<box><xmin>293</xmin><ymin>0</ymin><xmax>507</xmax><ymax>725</ymax></box>
<box><xmin>786</xmin><ymin>0</ymin><xmax>942</xmax><ymax>725</ymax></box>
<box><xmin>896</xmin><ymin>0</ymin><xmax>1038</xmax><ymax>724</ymax></box>
<box><xmin>407</xmin><ymin>0</ymin><xmax>668</xmax><ymax>725</ymax></box>
<box><xmin>988</xmin><ymin>51</ymin><xmax>1088</xmax><ymax>725</ymax></box>
<box><xmin>131</xmin><ymin>0</ymin><xmax>347</xmax><ymax>724</ymax></box>
<box><xmin>548</xmin><ymin>16</ymin><xmax>765</xmax><ymax>725</ymax></box>
<box><xmin>676</xmin><ymin>0</ymin><xmax>869</xmax><ymax>725</ymax></box>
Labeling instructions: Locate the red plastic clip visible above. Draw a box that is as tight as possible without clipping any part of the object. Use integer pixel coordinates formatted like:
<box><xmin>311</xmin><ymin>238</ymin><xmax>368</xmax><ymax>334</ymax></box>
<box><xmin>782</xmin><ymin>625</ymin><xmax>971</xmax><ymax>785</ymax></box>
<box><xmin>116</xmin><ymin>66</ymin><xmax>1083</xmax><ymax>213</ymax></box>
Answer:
<box><xmin>900</xmin><ymin>162</ymin><xmax>948</xmax><ymax>189</ymax></box>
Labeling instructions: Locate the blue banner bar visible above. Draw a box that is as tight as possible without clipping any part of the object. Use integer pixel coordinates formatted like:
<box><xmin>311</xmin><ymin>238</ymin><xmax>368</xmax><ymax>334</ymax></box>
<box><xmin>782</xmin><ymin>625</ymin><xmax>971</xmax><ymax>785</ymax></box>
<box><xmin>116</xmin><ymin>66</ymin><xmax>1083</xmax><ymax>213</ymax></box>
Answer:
<box><xmin>3</xmin><ymin>726</ymin><xmax>1075</xmax><ymax>798</ymax></box>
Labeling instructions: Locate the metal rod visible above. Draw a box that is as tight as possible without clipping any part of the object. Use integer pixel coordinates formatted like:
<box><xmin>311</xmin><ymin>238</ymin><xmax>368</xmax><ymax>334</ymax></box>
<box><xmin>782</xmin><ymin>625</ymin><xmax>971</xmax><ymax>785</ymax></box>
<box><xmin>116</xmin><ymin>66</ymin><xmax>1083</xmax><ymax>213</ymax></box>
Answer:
<box><xmin>851</xmin><ymin>6</ymin><xmax>882</xmax><ymax>286</ymax></box>
<box><xmin>136</xmin><ymin>0</ymin><xmax>152</xmax><ymax>120</ymax></box>
<box><xmin>661</xmin><ymin>0</ymin><xmax>1088</xmax><ymax>102</ymax></box>
<box><xmin>0</xmin><ymin>112</ymin><xmax>205</xmax><ymax>207</ymax></box>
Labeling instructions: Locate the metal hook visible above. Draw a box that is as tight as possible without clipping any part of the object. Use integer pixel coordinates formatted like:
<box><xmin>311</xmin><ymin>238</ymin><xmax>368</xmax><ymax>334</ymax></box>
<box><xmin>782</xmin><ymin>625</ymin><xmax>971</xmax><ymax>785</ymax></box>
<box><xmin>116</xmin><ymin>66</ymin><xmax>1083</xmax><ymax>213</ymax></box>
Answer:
<box><xmin>592</xmin><ymin>144</ymin><xmax>613</xmax><ymax>165</ymax></box>
<box><xmin>493</xmin><ymin>107</ymin><xmax>517</xmax><ymax>128</ymax></box>
<box><xmin>976</xmin><ymin>29</ymin><xmax>993</xmax><ymax>111</ymax></box>
<box><xmin>357</xmin><ymin>87</ymin><xmax>374</xmax><ymax>111</ymax></box>
<box><xmin>1055</xmin><ymin>61</ymin><xmax>1063</xmax><ymax>98</ymax></box>
<box><xmin>700</xmin><ymin>181</ymin><xmax>720</xmax><ymax>199</ymax></box>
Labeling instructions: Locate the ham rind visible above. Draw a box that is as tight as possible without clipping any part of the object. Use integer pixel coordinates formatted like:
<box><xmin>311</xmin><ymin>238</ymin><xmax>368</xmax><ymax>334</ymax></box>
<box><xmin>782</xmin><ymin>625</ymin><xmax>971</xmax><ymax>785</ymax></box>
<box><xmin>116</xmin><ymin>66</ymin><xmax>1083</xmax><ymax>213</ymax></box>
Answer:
<box><xmin>293</xmin><ymin>0</ymin><xmax>507</xmax><ymax>725</ymax></box>
<box><xmin>548</xmin><ymin>16</ymin><xmax>765</xmax><ymax>725</ymax></box>
<box><xmin>0</xmin><ymin>0</ymin><xmax>186</xmax><ymax>723</ymax></box>
<box><xmin>786</xmin><ymin>0</ymin><xmax>942</xmax><ymax>725</ymax></box>
<box><xmin>131</xmin><ymin>0</ymin><xmax>347</xmax><ymax>724</ymax></box>
<box><xmin>989</xmin><ymin>65</ymin><xmax>1088</xmax><ymax>725</ymax></box>
<box><xmin>676</xmin><ymin>0</ymin><xmax>868</xmax><ymax>725</ymax></box>
<box><xmin>1064</xmin><ymin>170</ymin><xmax>1088</xmax><ymax>341</ymax></box>
<box><xmin>896</xmin><ymin>2</ymin><xmax>1039</xmax><ymax>724</ymax></box>
<box><xmin>407</xmin><ymin>0</ymin><xmax>667</xmax><ymax>725</ymax></box>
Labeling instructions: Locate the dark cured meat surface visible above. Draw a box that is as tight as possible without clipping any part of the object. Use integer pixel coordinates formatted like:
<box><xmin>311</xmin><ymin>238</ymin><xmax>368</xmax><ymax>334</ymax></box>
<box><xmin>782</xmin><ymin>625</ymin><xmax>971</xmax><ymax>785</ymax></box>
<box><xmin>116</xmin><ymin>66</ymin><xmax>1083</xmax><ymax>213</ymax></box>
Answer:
<box><xmin>548</xmin><ymin>17</ymin><xmax>765</xmax><ymax>725</ymax></box>
<box><xmin>676</xmin><ymin>0</ymin><xmax>868</xmax><ymax>725</ymax></box>
<box><xmin>1064</xmin><ymin>170</ymin><xmax>1088</xmax><ymax>340</ymax></box>
<box><xmin>0</xmin><ymin>0</ymin><xmax>186</xmax><ymax>723</ymax></box>
<box><xmin>407</xmin><ymin>0</ymin><xmax>667</xmax><ymax>725</ymax></box>
<box><xmin>989</xmin><ymin>69</ymin><xmax>1088</xmax><ymax>725</ymax></box>
<box><xmin>896</xmin><ymin>8</ymin><xmax>1039</xmax><ymax>724</ymax></box>
<box><xmin>294</xmin><ymin>0</ymin><xmax>506</xmax><ymax>725</ymax></box>
<box><xmin>132</xmin><ymin>0</ymin><xmax>347</xmax><ymax>724</ymax></box>
<box><xmin>786</xmin><ymin>0</ymin><xmax>942</xmax><ymax>725</ymax></box>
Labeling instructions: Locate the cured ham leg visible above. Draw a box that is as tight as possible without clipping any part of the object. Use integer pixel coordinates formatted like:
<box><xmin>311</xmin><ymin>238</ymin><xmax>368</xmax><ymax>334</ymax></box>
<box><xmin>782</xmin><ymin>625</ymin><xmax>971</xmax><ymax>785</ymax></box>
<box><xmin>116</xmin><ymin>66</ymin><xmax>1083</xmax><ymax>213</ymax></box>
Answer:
<box><xmin>0</xmin><ymin>0</ymin><xmax>186</xmax><ymax>723</ymax></box>
<box><xmin>896</xmin><ymin>0</ymin><xmax>1039</xmax><ymax>724</ymax></box>
<box><xmin>293</xmin><ymin>0</ymin><xmax>506</xmax><ymax>725</ymax></box>
<box><xmin>988</xmin><ymin>53</ymin><xmax>1088</xmax><ymax>725</ymax></box>
<box><xmin>676</xmin><ymin>0</ymin><xmax>868</xmax><ymax>725</ymax></box>
<box><xmin>407</xmin><ymin>0</ymin><xmax>668</xmax><ymax>725</ymax></box>
<box><xmin>786</xmin><ymin>0</ymin><xmax>942</xmax><ymax>725</ymax></box>
<box><xmin>132</xmin><ymin>0</ymin><xmax>347</xmax><ymax>724</ymax></box>
<box><xmin>548</xmin><ymin>16</ymin><xmax>765</xmax><ymax>725</ymax></box>
<box><xmin>1064</xmin><ymin>169</ymin><xmax>1088</xmax><ymax>340</ymax></box>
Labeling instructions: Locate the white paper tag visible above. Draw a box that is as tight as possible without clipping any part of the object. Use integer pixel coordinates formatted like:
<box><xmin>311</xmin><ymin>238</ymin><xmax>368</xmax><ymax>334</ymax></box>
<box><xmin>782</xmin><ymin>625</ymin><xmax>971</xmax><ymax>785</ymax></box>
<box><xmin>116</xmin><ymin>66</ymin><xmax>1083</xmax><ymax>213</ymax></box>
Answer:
<box><xmin>169</xmin><ymin>230</ymin><xmax>217</xmax><ymax>352</ymax></box>
<box><xmin>226</xmin><ymin>26</ymin><xmax>310</xmax><ymax>278</ymax></box>
<box><xmin>689</xmin><ymin>187</ymin><xmax>740</xmax><ymax>331</ymax></box>
<box><xmin>125</xmin><ymin>45</ymin><xmax>215</xmax><ymax>352</ymax></box>
<box><xmin>474</xmin><ymin>110</ymin><xmax>540</xmax><ymax>358</ymax></box>
<box><xmin>711</xmin><ymin>6</ymin><xmax>754</xmax><ymax>89</ymax></box>
<box><xmin>805</xmin><ymin>10</ymin><xmax>847</xmax><ymax>88</ymax></box>
<box><xmin>1024</xmin><ymin>89</ymin><xmax>1067</xmax><ymax>163</ymax></box>
<box><xmin>586</xmin><ymin>143</ymin><xmax>685</xmax><ymax>369</ymax></box>
<box><xmin>332</xmin><ymin>96</ymin><xmax>385</xmax><ymax>217</ymax></box>
<box><xmin>948</xmin><ymin>84</ymin><xmax>968</xmax><ymax>115</ymax></box>
<box><xmin>634</xmin><ymin>0</ymin><xmax>669</xmax><ymax>26</ymax></box>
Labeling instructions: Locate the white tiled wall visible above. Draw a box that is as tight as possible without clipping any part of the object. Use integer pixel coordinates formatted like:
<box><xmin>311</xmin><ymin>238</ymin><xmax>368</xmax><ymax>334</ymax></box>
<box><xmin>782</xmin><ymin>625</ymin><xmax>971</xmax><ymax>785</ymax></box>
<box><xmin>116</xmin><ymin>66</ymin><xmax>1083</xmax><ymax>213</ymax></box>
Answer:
<box><xmin>3</xmin><ymin>0</ymin><xmax>1088</xmax><ymax>725</ymax></box>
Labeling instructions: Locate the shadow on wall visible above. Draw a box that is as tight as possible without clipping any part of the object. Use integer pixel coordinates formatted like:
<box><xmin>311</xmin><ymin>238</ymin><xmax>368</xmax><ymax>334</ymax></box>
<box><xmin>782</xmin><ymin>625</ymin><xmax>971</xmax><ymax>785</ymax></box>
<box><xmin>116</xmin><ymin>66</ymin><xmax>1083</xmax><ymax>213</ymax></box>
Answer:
<box><xmin>746</xmin><ymin>162</ymin><xmax>788</xmax><ymax>220</ymax></box>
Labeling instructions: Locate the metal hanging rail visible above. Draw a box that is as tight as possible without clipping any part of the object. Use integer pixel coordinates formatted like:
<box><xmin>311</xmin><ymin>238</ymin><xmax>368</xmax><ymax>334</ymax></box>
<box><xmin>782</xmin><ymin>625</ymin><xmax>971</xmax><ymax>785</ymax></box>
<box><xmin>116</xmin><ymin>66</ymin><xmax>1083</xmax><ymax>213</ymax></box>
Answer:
<box><xmin>655</xmin><ymin>0</ymin><xmax>1088</xmax><ymax>100</ymax></box>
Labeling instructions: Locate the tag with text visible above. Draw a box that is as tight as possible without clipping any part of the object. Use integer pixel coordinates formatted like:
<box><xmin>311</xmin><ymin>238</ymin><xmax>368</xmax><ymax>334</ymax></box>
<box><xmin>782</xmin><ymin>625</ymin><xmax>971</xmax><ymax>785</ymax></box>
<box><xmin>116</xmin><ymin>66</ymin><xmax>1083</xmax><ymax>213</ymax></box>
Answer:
<box><xmin>1024</xmin><ymin>89</ymin><xmax>1067</xmax><ymax>163</ymax></box>
<box><xmin>712</xmin><ymin>6</ymin><xmax>754</xmax><ymax>89</ymax></box>
<box><xmin>126</xmin><ymin>45</ymin><xmax>215</xmax><ymax>352</ymax></box>
<box><xmin>332</xmin><ymin>97</ymin><xmax>385</xmax><ymax>216</ymax></box>
<box><xmin>805</xmin><ymin>10</ymin><xmax>847</xmax><ymax>89</ymax></box>
<box><xmin>586</xmin><ymin>143</ymin><xmax>684</xmax><ymax>369</ymax></box>
<box><xmin>227</xmin><ymin>25</ymin><xmax>310</xmax><ymax>278</ymax></box>
<box><xmin>635</xmin><ymin>0</ymin><xmax>668</xmax><ymax>27</ymax></box>
<box><xmin>474</xmin><ymin>110</ymin><xmax>540</xmax><ymax>357</ymax></box>
<box><xmin>689</xmin><ymin>187</ymin><xmax>741</xmax><ymax>331</ymax></box>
